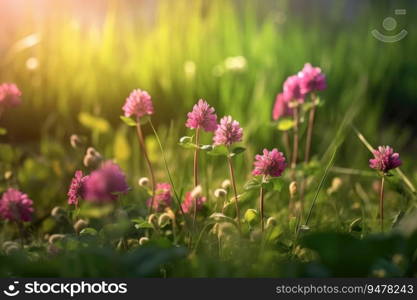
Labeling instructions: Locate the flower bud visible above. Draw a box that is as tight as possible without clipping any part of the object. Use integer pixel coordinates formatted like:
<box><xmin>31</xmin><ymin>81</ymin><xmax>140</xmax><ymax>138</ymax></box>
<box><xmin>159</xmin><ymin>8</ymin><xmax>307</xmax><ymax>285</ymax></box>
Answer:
<box><xmin>86</xmin><ymin>147</ymin><xmax>98</xmax><ymax>156</ymax></box>
<box><xmin>2</xmin><ymin>241</ymin><xmax>18</xmax><ymax>251</ymax></box>
<box><xmin>83</xmin><ymin>148</ymin><xmax>102</xmax><ymax>169</ymax></box>
<box><xmin>139</xmin><ymin>237</ymin><xmax>149</xmax><ymax>245</ymax></box>
<box><xmin>266</xmin><ymin>217</ymin><xmax>277</xmax><ymax>228</ymax></box>
<box><xmin>70</xmin><ymin>134</ymin><xmax>83</xmax><ymax>149</ymax></box>
<box><xmin>214</xmin><ymin>188</ymin><xmax>227</xmax><ymax>198</ymax></box>
<box><xmin>158</xmin><ymin>213</ymin><xmax>171</xmax><ymax>227</ymax></box>
<box><xmin>4</xmin><ymin>171</ymin><xmax>13</xmax><ymax>180</ymax></box>
<box><xmin>48</xmin><ymin>234</ymin><xmax>65</xmax><ymax>244</ymax></box>
<box><xmin>5</xmin><ymin>244</ymin><xmax>20</xmax><ymax>255</ymax></box>
<box><xmin>289</xmin><ymin>181</ymin><xmax>297</xmax><ymax>198</ymax></box>
<box><xmin>73</xmin><ymin>219</ymin><xmax>88</xmax><ymax>234</ymax></box>
<box><xmin>244</xmin><ymin>209</ymin><xmax>259</xmax><ymax>226</ymax></box>
<box><xmin>221</xmin><ymin>179</ymin><xmax>231</xmax><ymax>189</ymax></box>
<box><xmin>51</xmin><ymin>206</ymin><xmax>65</xmax><ymax>218</ymax></box>
<box><xmin>327</xmin><ymin>177</ymin><xmax>342</xmax><ymax>195</ymax></box>
<box><xmin>147</xmin><ymin>214</ymin><xmax>157</xmax><ymax>227</ymax></box>
<box><xmin>138</xmin><ymin>177</ymin><xmax>150</xmax><ymax>187</ymax></box>
<box><xmin>191</xmin><ymin>185</ymin><xmax>202</xmax><ymax>199</ymax></box>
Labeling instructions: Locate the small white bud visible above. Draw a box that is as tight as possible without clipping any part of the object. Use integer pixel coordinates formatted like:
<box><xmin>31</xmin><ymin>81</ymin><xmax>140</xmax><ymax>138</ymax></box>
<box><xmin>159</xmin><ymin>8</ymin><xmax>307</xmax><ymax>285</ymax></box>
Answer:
<box><xmin>191</xmin><ymin>185</ymin><xmax>202</xmax><ymax>199</ymax></box>
<box><xmin>214</xmin><ymin>188</ymin><xmax>227</xmax><ymax>198</ymax></box>
<box><xmin>83</xmin><ymin>148</ymin><xmax>102</xmax><ymax>169</ymax></box>
<box><xmin>73</xmin><ymin>219</ymin><xmax>88</xmax><ymax>234</ymax></box>
<box><xmin>4</xmin><ymin>171</ymin><xmax>13</xmax><ymax>180</ymax></box>
<box><xmin>221</xmin><ymin>179</ymin><xmax>231</xmax><ymax>189</ymax></box>
<box><xmin>5</xmin><ymin>244</ymin><xmax>20</xmax><ymax>255</ymax></box>
<box><xmin>158</xmin><ymin>213</ymin><xmax>172</xmax><ymax>227</ymax></box>
<box><xmin>48</xmin><ymin>234</ymin><xmax>65</xmax><ymax>244</ymax></box>
<box><xmin>70</xmin><ymin>134</ymin><xmax>83</xmax><ymax>149</ymax></box>
<box><xmin>266</xmin><ymin>217</ymin><xmax>277</xmax><ymax>228</ymax></box>
<box><xmin>289</xmin><ymin>181</ymin><xmax>297</xmax><ymax>198</ymax></box>
<box><xmin>138</xmin><ymin>177</ymin><xmax>150</xmax><ymax>187</ymax></box>
<box><xmin>51</xmin><ymin>206</ymin><xmax>65</xmax><ymax>218</ymax></box>
<box><xmin>139</xmin><ymin>237</ymin><xmax>149</xmax><ymax>245</ymax></box>
<box><xmin>147</xmin><ymin>214</ymin><xmax>157</xmax><ymax>226</ymax></box>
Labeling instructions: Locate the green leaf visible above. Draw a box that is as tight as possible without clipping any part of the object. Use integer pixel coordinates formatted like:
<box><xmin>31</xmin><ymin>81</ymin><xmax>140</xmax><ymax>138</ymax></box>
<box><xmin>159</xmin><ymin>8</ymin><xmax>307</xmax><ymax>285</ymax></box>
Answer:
<box><xmin>178</xmin><ymin>136</ymin><xmax>198</xmax><ymax>149</ymax></box>
<box><xmin>230</xmin><ymin>147</ymin><xmax>246</xmax><ymax>157</ymax></box>
<box><xmin>134</xmin><ymin>221</ymin><xmax>154</xmax><ymax>229</ymax></box>
<box><xmin>206</xmin><ymin>145</ymin><xmax>228</xmax><ymax>156</ymax></box>
<box><xmin>179</xmin><ymin>136</ymin><xmax>193</xmax><ymax>143</ymax></box>
<box><xmin>349</xmin><ymin>218</ymin><xmax>362</xmax><ymax>232</ymax></box>
<box><xmin>200</xmin><ymin>144</ymin><xmax>213</xmax><ymax>151</ymax></box>
<box><xmin>120</xmin><ymin>116</ymin><xmax>137</xmax><ymax>127</ymax></box>
<box><xmin>244</xmin><ymin>177</ymin><xmax>262</xmax><ymax>191</ymax></box>
<box><xmin>277</xmin><ymin>117</ymin><xmax>295</xmax><ymax>131</ymax></box>
<box><xmin>79</xmin><ymin>227</ymin><xmax>98</xmax><ymax>237</ymax></box>
<box><xmin>0</xmin><ymin>127</ymin><xmax>7</xmax><ymax>135</ymax></box>
<box><xmin>269</xmin><ymin>177</ymin><xmax>283</xmax><ymax>191</ymax></box>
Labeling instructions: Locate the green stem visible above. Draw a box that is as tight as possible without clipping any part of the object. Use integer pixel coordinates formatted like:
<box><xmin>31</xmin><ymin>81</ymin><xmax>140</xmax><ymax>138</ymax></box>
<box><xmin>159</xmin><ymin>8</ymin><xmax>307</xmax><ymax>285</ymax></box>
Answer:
<box><xmin>148</xmin><ymin>121</ymin><xmax>190</xmax><ymax>229</ymax></box>
<box><xmin>259</xmin><ymin>184</ymin><xmax>265</xmax><ymax>232</ymax></box>
<box><xmin>303</xmin><ymin>145</ymin><xmax>338</xmax><ymax>231</ymax></box>
<box><xmin>380</xmin><ymin>176</ymin><xmax>385</xmax><ymax>232</ymax></box>
<box><xmin>136</xmin><ymin>119</ymin><xmax>155</xmax><ymax>214</ymax></box>
<box><xmin>304</xmin><ymin>94</ymin><xmax>317</xmax><ymax>163</ymax></box>
<box><xmin>283</xmin><ymin>131</ymin><xmax>291</xmax><ymax>159</ymax></box>
<box><xmin>227</xmin><ymin>155</ymin><xmax>241</xmax><ymax>231</ymax></box>
<box><xmin>192</xmin><ymin>128</ymin><xmax>200</xmax><ymax>226</ymax></box>
<box><xmin>291</xmin><ymin>104</ymin><xmax>300</xmax><ymax>180</ymax></box>
<box><xmin>16</xmin><ymin>221</ymin><xmax>24</xmax><ymax>248</ymax></box>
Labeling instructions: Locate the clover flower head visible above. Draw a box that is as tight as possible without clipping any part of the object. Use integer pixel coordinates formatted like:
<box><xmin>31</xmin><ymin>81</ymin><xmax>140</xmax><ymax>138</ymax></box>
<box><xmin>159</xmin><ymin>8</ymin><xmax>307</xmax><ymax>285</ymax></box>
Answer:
<box><xmin>146</xmin><ymin>183</ymin><xmax>173</xmax><ymax>212</ymax></box>
<box><xmin>122</xmin><ymin>89</ymin><xmax>154</xmax><ymax>118</ymax></box>
<box><xmin>185</xmin><ymin>99</ymin><xmax>218</xmax><ymax>132</ymax></box>
<box><xmin>369</xmin><ymin>145</ymin><xmax>401</xmax><ymax>174</ymax></box>
<box><xmin>213</xmin><ymin>115</ymin><xmax>243</xmax><ymax>146</ymax></box>
<box><xmin>283</xmin><ymin>75</ymin><xmax>305</xmax><ymax>102</ymax></box>
<box><xmin>67</xmin><ymin>170</ymin><xmax>88</xmax><ymax>206</ymax></box>
<box><xmin>0</xmin><ymin>83</ymin><xmax>22</xmax><ymax>109</ymax></box>
<box><xmin>252</xmin><ymin>148</ymin><xmax>287</xmax><ymax>177</ymax></box>
<box><xmin>272</xmin><ymin>92</ymin><xmax>293</xmax><ymax>121</ymax></box>
<box><xmin>0</xmin><ymin>188</ymin><xmax>34</xmax><ymax>222</ymax></box>
<box><xmin>297</xmin><ymin>63</ymin><xmax>327</xmax><ymax>94</ymax></box>
<box><xmin>84</xmin><ymin>161</ymin><xmax>129</xmax><ymax>203</ymax></box>
<box><xmin>181</xmin><ymin>191</ymin><xmax>206</xmax><ymax>214</ymax></box>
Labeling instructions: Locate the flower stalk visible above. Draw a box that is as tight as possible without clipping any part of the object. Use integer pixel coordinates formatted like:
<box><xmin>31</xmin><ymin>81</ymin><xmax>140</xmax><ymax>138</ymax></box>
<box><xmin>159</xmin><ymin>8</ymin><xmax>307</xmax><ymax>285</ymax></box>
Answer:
<box><xmin>192</xmin><ymin>128</ymin><xmax>200</xmax><ymax>225</ymax></box>
<box><xmin>136</xmin><ymin>118</ymin><xmax>156</xmax><ymax>213</ymax></box>
<box><xmin>227</xmin><ymin>154</ymin><xmax>241</xmax><ymax>231</ymax></box>
<box><xmin>379</xmin><ymin>175</ymin><xmax>385</xmax><ymax>232</ymax></box>
<box><xmin>304</xmin><ymin>94</ymin><xmax>317</xmax><ymax>163</ymax></box>
<box><xmin>291</xmin><ymin>103</ymin><xmax>300</xmax><ymax>179</ymax></box>
<box><xmin>259</xmin><ymin>178</ymin><xmax>265</xmax><ymax>232</ymax></box>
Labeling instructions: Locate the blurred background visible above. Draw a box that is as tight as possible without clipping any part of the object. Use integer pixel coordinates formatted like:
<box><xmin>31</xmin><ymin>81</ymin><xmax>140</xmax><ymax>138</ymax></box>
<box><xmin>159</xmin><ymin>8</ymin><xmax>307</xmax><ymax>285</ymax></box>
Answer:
<box><xmin>0</xmin><ymin>0</ymin><xmax>416</xmax><ymax>220</ymax></box>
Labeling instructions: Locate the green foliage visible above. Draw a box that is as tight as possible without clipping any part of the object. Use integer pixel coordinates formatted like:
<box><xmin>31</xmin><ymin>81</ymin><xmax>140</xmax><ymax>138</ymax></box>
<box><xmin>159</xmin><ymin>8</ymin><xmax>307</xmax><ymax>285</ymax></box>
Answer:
<box><xmin>0</xmin><ymin>0</ymin><xmax>417</xmax><ymax>278</ymax></box>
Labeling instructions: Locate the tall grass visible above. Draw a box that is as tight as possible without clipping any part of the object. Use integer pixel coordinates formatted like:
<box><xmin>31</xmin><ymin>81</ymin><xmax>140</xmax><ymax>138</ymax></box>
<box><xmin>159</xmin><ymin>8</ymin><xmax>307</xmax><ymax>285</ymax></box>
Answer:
<box><xmin>0</xmin><ymin>0</ymin><xmax>416</xmax><ymax>231</ymax></box>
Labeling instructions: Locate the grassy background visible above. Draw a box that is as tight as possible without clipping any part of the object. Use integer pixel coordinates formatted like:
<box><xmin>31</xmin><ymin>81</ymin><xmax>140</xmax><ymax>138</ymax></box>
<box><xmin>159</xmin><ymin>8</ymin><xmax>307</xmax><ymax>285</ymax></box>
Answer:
<box><xmin>0</xmin><ymin>0</ymin><xmax>417</xmax><ymax>277</ymax></box>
